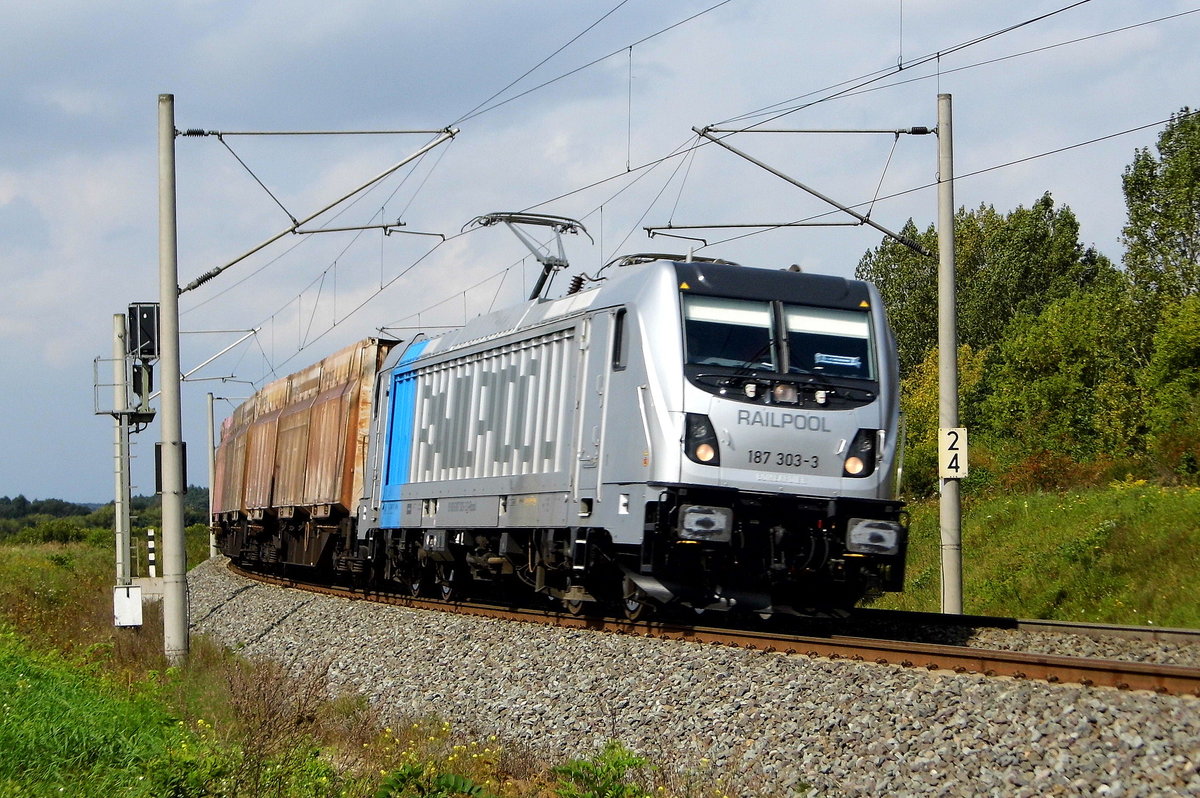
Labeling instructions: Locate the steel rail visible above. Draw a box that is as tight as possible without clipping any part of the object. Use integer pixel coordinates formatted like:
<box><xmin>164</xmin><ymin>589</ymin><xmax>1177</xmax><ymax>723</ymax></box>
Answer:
<box><xmin>226</xmin><ymin>563</ymin><xmax>1200</xmax><ymax>697</ymax></box>
<box><xmin>849</xmin><ymin>607</ymin><xmax>1200</xmax><ymax>646</ymax></box>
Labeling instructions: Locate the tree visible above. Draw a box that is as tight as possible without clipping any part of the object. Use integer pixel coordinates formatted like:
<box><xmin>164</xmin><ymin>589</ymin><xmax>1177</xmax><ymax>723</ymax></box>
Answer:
<box><xmin>1139</xmin><ymin>295</ymin><xmax>1200</xmax><ymax>481</ymax></box>
<box><xmin>856</xmin><ymin>194</ymin><xmax>1115</xmax><ymax>378</ymax></box>
<box><xmin>956</xmin><ymin>194</ymin><xmax>1114</xmax><ymax>347</ymax></box>
<box><xmin>1122</xmin><ymin>108</ymin><xmax>1200</xmax><ymax>304</ymax></box>
<box><xmin>980</xmin><ymin>283</ymin><xmax>1143</xmax><ymax>466</ymax></box>
<box><xmin>897</xmin><ymin>344</ymin><xmax>988</xmax><ymax>497</ymax></box>
<box><xmin>0</xmin><ymin>496</ymin><xmax>30</xmax><ymax>519</ymax></box>
<box><xmin>855</xmin><ymin>220</ymin><xmax>938</xmax><ymax>377</ymax></box>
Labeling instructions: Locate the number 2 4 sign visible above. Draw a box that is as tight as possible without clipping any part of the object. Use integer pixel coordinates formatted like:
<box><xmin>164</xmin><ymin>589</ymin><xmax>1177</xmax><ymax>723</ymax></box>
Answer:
<box><xmin>939</xmin><ymin>427</ymin><xmax>969</xmax><ymax>479</ymax></box>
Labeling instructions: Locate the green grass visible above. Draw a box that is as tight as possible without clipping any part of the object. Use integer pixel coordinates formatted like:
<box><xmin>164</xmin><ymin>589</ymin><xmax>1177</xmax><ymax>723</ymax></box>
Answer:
<box><xmin>873</xmin><ymin>480</ymin><xmax>1200</xmax><ymax>626</ymax></box>
<box><xmin>0</xmin><ymin>626</ymin><xmax>188</xmax><ymax>796</ymax></box>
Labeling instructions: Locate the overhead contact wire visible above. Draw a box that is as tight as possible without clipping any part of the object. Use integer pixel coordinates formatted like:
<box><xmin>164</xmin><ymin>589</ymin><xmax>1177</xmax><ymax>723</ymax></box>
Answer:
<box><xmin>455</xmin><ymin>0</ymin><xmax>735</xmax><ymax>125</ymax></box>
<box><xmin>452</xmin><ymin>0</ymin><xmax>634</xmax><ymax>126</ymax></box>
<box><xmin>699</xmin><ymin>110</ymin><xmax>1200</xmax><ymax>250</ymax></box>
<box><xmin>718</xmin><ymin>0</ymin><xmax>1097</xmax><ymax>129</ymax></box>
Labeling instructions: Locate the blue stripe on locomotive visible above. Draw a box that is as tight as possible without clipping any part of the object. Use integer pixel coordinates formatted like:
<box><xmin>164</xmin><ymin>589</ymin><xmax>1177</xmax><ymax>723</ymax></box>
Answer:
<box><xmin>379</xmin><ymin>340</ymin><xmax>429</xmax><ymax>528</ymax></box>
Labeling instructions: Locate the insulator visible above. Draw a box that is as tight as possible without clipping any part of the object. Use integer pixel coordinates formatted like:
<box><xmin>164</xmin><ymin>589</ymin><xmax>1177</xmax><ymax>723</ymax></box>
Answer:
<box><xmin>567</xmin><ymin>275</ymin><xmax>585</xmax><ymax>294</ymax></box>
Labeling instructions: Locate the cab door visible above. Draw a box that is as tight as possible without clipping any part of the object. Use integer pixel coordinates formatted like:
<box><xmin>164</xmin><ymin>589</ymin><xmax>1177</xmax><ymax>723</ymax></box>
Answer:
<box><xmin>571</xmin><ymin>313</ymin><xmax>612</xmax><ymax>507</ymax></box>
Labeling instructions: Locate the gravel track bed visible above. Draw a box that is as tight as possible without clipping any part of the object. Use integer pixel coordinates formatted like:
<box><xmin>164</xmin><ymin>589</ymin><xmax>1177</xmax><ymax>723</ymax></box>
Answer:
<box><xmin>189</xmin><ymin>559</ymin><xmax>1200</xmax><ymax>797</ymax></box>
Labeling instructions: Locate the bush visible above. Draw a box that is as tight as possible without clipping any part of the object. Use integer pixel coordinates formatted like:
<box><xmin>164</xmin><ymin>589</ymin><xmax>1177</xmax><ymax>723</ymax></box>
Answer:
<box><xmin>11</xmin><ymin>517</ymin><xmax>94</xmax><ymax>544</ymax></box>
<box><xmin>552</xmin><ymin>741</ymin><xmax>652</xmax><ymax>798</ymax></box>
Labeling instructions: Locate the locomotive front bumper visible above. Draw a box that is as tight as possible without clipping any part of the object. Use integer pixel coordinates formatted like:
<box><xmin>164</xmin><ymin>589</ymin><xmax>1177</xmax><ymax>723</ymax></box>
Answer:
<box><xmin>676</xmin><ymin>501</ymin><xmax>903</xmax><ymax>555</ymax></box>
<box><xmin>632</xmin><ymin>485</ymin><xmax>907</xmax><ymax>610</ymax></box>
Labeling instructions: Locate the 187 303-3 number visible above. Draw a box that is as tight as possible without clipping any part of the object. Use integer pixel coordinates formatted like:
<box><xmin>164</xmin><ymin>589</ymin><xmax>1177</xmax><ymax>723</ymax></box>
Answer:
<box><xmin>747</xmin><ymin>450</ymin><xmax>819</xmax><ymax>468</ymax></box>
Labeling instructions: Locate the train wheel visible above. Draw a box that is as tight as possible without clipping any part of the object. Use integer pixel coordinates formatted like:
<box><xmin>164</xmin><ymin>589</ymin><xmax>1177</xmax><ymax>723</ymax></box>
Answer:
<box><xmin>621</xmin><ymin>578</ymin><xmax>654</xmax><ymax>622</ymax></box>
<box><xmin>564</xmin><ymin>598</ymin><xmax>586</xmax><ymax>616</ymax></box>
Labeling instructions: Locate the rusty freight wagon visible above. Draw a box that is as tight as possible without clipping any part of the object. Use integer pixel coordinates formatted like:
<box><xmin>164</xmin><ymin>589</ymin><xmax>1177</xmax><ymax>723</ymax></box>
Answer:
<box><xmin>213</xmin><ymin>338</ymin><xmax>397</xmax><ymax>568</ymax></box>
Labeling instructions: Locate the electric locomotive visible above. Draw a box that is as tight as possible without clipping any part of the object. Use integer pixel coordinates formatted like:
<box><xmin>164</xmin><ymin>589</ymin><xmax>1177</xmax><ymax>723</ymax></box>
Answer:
<box><xmin>213</xmin><ymin>248</ymin><xmax>907</xmax><ymax>618</ymax></box>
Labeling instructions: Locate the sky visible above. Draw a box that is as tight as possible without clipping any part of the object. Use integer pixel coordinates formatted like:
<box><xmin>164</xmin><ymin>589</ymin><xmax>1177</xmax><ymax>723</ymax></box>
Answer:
<box><xmin>1</xmin><ymin>0</ymin><xmax>1198</xmax><ymax>503</ymax></box>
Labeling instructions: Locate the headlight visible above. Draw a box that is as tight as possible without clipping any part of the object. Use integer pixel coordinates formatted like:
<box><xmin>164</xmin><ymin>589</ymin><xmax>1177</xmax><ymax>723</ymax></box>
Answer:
<box><xmin>684</xmin><ymin>413</ymin><xmax>721</xmax><ymax>466</ymax></box>
<box><xmin>679</xmin><ymin>505</ymin><xmax>733</xmax><ymax>543</ymax></box>
<box><xmin>843</xmin><ymin>428</ymin><xmax>879</xmax><ymax>477</ymax></box>
<box><xmin>772</xmin><ymin>383</ymin><xmax>799</xmax><ymax>404</ymax></box>
<box><xmin>845</xmin><ymin>518</ymin><xmax>901</xmax><ymax>555</ymax></box>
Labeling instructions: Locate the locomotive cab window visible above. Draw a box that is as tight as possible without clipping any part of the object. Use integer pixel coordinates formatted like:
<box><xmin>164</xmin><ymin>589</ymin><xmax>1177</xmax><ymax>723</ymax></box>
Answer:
<box><xmin>683</xmin><ymin>296</ymin><xmax>775</xmax><ymax>371</ymax></box>
<box><xmin>783</xmin><ymin>305</ymin><xmax>875</xmax><ymax>380</ymax></box>
<box><xmin>611</xmin><ymin>307</ymin><xmax>628</xmax><ymax>371</ymax></box>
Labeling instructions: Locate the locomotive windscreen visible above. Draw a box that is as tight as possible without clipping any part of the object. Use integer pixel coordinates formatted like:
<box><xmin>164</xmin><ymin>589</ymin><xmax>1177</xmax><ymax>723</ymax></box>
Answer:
<box><xmin>683</xmin><ymin>296</ymin><xmax>775</xmax><ymax>369</ymax></box>
<box><xmin>783</xmin><ymin>305</ymin><xmax>875</xmax><ymax>380</ymax></box>
<box><xmin>682</xmin><ymin>294</ymin><xmax>876</xmax><ymax>380</ymax></box>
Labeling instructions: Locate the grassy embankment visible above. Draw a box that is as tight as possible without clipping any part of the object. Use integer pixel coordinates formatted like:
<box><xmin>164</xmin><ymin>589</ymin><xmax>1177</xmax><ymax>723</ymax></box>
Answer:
<box><xmin>873</xmin><ymin>479</ymin><xmax>1200</xmax><ymax>628</ymax></box>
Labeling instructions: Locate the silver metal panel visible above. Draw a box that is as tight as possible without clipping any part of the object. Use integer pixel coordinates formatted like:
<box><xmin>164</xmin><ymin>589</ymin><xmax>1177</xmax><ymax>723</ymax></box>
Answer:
<box><xmin>499</xmin><ymin>492</ymin><xmax>570</xmax><ymax>527</ymax></box>
<box><xmin>357</xmin><ymin>259</ymin><xmax>901</xmax><ymax>534</ymax></box>
<box><xmin>434</xmin><ymin>495</ymin><xmax>500</xmax><ymax>527</ymax></box>
<box><xmin>409</xmin><ymin>327</ymin><xmax>578</xmax><ymax>487</ymax></box>
<box><xmin>400</xmin><ymin>499</ymin><xmax>422</xmax><ymax>526</ymax></box>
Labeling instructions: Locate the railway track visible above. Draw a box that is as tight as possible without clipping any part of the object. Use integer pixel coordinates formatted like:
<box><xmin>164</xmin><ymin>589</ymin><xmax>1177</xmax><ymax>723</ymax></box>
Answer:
<box><xmin>848</xmin><ymin>606</ymin><xmax>1200</xmax><ymax>646</ymax></box>
<box><xmin>227</xmin><ymin>562</ymin><xmax>1200</xmax><ymax>697</ymax></box>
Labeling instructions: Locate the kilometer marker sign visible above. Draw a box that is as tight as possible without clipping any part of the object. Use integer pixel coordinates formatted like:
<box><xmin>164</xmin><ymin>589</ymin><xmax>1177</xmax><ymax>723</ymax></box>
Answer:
<box><xmin>939</xmin><ymin>427</ymin><xmax>968</xmax><ymax>479</ymax></box>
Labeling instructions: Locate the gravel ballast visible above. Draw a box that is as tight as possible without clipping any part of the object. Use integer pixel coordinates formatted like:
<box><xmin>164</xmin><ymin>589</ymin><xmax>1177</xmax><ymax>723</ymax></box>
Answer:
<box><xmin>188</xmin><ymin>558</ymin><xmax>1200</xmax><ymax>796</ymax></box>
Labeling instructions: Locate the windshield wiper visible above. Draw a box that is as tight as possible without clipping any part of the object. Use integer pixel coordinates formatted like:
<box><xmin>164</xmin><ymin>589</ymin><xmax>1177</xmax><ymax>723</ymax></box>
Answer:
<box><xmin>731</xmin><ymin>342</ymin><xmax>776</xmax><ymax>376</ymax></box>
<box><xmin>794</xmin><ymin>375</ymin><xmax>876</xmax><ymax>400</ymax></box>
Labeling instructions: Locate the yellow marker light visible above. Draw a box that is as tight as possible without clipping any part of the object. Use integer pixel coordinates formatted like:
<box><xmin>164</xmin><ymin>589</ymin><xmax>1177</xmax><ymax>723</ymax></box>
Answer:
<box><xmin>844</xmin><ymin>456</ymin><xmax>865</xmax><ymax>475</ymax></box>
<box><xmin>695</xmin><ymin>443</ymin><xmax>717</xmax><ymax>462</ymax></box>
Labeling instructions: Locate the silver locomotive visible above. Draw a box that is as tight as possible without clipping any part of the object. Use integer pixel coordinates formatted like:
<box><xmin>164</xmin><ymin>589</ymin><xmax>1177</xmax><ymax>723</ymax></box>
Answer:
<box><xmin>214</xmin><ymin>249</ymin><xmax>907</xmax><ymax>618</ymax></box>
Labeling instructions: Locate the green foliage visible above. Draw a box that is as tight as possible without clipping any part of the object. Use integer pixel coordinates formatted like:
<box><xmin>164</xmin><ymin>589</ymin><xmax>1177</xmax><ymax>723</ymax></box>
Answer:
<box><xmin>955</xmin><ymin>194</ymin><xmax>1115</xmax><ymax>348</ymax></box>
<box><xmin>0</xmin><ymin>625</ymin><xmax>192</xmax><ymax>797</ymax></box>
<box><xmin>1122</xmin><ymin>107</ymin><xmax>1200</xmax><ymax>304</ymax></box>
<box><xmin>0</xmin><ymin>543</ymin><xmax>115</xmax><ymax>653</ymax></box>
<box><xmin>128</xmin><ymin>486</ymin><xmax>212</xmax><ymax>528</ymax></box>
<box><xmin>376</xmin><ymin>763</ymin><xmax>493</xmax><ymax>798</ymax></box>
<box><xmin>552</xmin><ymin>741</ymin><xmax>652</xmax><ymax>798</ymax></box>
<box><xmin>980</xmin><ymin>285</ymin><xmax>1144</xmax><ymax>464</ymax></box>
<box><xmin>0</xmin><ymin>495</ymin><xmax>96</xmax><ymax>520</ymax></box>
<box><xmin>856</xmin><ymin>194</ymin><xmax>1116</xmax><ymax>379</ymax></box>
<box><xmin>859</xmin><ymin>147</ymin><xmax>1197</xmax><ymax>493</ymax></box>
<box><xmin>897</xmin><ymin>344</ymin><xmax>989</xmax><ymax>498</ymax></box>
<box><xmin>9</xmin><ymin>517</ymin><xmax>96</xmax><ymax>545</ymax></box>
<box><xmin>855</xmin><ymin>220</ymin><xmax>938</xmax><ymax>376</ymax></box>
<box><xmin>0</xmin><ymin>626</ymin><xmax>362</xmax><ymax>797</ymax></box>
<box><xmin>1140</xmin><ymin>295</ymin><xmax>1200</xmax><ymax>482</ymax></box>
<box><xmin>0</xmin><ymin>513</ymin><xmax>107</xmax><ymax>545</ymax></box>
